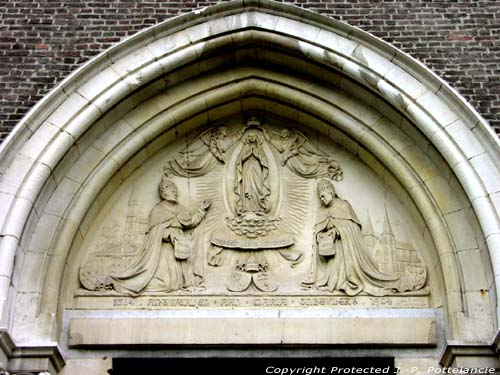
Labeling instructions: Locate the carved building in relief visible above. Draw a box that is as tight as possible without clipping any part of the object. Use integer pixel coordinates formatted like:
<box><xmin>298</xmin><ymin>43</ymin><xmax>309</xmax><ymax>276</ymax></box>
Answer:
<box><xmin>365</xmin><ymin>211</ymin><xmax>427</xmax><ymax>290</ymax></box>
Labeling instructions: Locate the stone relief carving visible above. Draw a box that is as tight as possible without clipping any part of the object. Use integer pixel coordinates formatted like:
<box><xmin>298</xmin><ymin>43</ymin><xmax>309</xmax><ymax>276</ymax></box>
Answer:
<box><xmin>302</xmin><ymin>179</ymin><xmax>426</xmax><ymax>296</ymax></box>
<box><xmin>78</xmin><ymin>115</ymin><xmax>428</xmax><ymax>298</ymax></box>
<box><xmin>228</xmin><ymin>120</ymin><xmax>276</xmax><ymax>237</ymax></box>
<box><xmin>80</xmin><ymin>176</ymin><xmax>210</xmax><ymax>294</ymax></box>
<box><xmin>363</xmin><ymin>210</ymin><xmax>427</xmax><ymax>291</ymax></box>
<box><xmin>163</xmin><ymin>125</ymin><xmax>236</xmax><ymax>177</ymax></box>
<box><xmin>264</xmin><ymin>127</ymin><xmax>343</xmax><ymax>181</ymax></box>
<box><xmin>227</xmin><ymin>253</ymin><xmax>277</xmax><ymax>292</ymax></box>
<box><xmin>79</xmin><ymin>191</ymin><xmax>142</xmax><ymax>292</ymax></box>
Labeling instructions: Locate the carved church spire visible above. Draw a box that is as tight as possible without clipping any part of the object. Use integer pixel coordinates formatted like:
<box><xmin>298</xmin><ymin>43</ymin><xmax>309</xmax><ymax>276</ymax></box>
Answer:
<box><xmin>382</xmin><ymin>208</ymin><xmax>394</xmax><ymax>236</ymax></box>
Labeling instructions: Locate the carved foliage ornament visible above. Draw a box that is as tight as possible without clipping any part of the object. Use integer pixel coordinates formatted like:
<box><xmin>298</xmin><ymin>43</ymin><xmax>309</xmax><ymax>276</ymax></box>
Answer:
<box><xmin>79</xmin><ymin>116</ymin><xmax>427</xmax><ymax>297</ymax></box>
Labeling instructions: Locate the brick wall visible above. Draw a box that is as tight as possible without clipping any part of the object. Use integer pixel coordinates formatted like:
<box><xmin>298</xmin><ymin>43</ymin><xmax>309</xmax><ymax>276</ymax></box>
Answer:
<box><xmin>1</xmin><ymin>0</ymin><xmax>499</xmax><ymax>141</ymax></box>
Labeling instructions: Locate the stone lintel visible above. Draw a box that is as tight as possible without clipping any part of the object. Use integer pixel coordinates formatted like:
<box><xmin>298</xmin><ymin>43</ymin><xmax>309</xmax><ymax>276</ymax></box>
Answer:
<box><xmin>69</xmin><ymin>317</ymin><xmax>437</xmax><ymax>347</ymax></box>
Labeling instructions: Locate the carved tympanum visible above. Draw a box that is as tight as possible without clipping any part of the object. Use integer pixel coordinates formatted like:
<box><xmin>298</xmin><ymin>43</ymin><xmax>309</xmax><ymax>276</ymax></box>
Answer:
<box><xmin>79</xmin><ymin>115</ymin><xmax>427</xmax><ymax>297</ymax></box>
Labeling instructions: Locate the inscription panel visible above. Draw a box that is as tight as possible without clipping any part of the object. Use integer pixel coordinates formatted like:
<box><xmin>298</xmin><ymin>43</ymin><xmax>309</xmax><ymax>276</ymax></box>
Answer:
<box><xmin>74</xmin><ymin>294</ymin><xmax>429</xmax><ymax>310</ymax></box>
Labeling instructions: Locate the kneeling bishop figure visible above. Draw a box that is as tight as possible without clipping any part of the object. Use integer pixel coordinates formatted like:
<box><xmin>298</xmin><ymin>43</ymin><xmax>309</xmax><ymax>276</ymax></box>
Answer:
<box><xmin>108</xmin><ymin>176</ymin><xmax>211</xmax><ymax>295</ymax></box>
<box><xmin>310</xmin><ymin>178</ymin><xmax>405</xmax><ymax>296</ymax></box>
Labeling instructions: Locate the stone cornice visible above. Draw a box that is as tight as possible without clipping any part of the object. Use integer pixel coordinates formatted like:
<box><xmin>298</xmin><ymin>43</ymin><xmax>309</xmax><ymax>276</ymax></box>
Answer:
<box><xmin>0</xmin><ymin>330</ymin><xmax>65</xmax><ymax>373</ymax></box>
<box><xmin>440</xmin><ymin>342</ymin><xmax>499</xmax><ymax>367</ymax></box>
<box><xmin>0</xmin><ymin>330</ymin><xmax>15</xmax><ymax>359</ymax></box>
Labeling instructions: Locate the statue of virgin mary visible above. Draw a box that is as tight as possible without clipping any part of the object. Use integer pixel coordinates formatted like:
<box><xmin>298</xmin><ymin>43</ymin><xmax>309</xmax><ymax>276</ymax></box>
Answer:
<box><xmin>234</xmin><ymin>127</ymin><xmax>271</xmax><ymax>218</ymax></box>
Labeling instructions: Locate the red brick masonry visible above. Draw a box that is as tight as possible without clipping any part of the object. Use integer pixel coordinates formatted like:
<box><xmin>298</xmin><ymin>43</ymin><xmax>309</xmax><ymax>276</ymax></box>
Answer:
<box><xmin>1</xmin><ymin>0</ymin><xmax>499</xmax><ymax>141</ymax></box>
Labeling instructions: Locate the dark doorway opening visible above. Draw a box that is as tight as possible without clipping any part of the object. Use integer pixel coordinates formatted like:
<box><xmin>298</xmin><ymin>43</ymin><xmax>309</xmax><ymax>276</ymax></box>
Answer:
<box><xmin>111</xmin><ymin>357</ymin><xmax>395</xmax><ymax>375</ymax></box>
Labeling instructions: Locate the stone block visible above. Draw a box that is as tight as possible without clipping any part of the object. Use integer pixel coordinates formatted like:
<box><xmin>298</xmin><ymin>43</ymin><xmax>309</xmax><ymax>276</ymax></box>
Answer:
<box><xmin>0</xmin><ymin>192</ymin><xmax>14</xmax><ymax>234</ymax></box>
<box><xmin>424</xmin><ymin>175</ymin><xmax>464</xmax><ymax>214</ymax></box>
<box><xmin>45</xmin><ymin>92</ymin><xmax>89</xmax><ymax>130</ymax></box>
<box><xmin>399</xmin><ymin>118</ymin><xmax>428</xmax><ymax>151</ymax></box>
<box><xmin>315</xmin><ymin>29</ymin><xmax>358</xmax><ymax>57</ymax></box>
<box><xmin>159</xmin><ymin>43</ymin><xmax>199</xmax><ymax>74</ymax></box>
<box><xmin>441</xmin><ymin>343</ymin><xmax>500</xmax><ymax>368</ymax></box>
<box><xmin>344</xmin><ymin>97</ymin><xmax>384</xmax><ymax>128</ymax></box>
<box><xmin>111</xmin><ymin>46</ymin><xmax>156</xmax><ymax>77</ymax></box>
<box><xmin>1</xmin><ymin>197</ymin><xmax>33</xmax><ymax>239</ymax></box>
<box><xmin>94</xmin><ymin>120</ymin><xmax>134</xmax><ymax>155</ymax></box>
<box><xmin>444</xmin><ymin>210</ymin><xmax>478</xmax><ymax>251</ymax></box>
<box><xmin>224</xmin><ymin>12</ymin><xmax>252</xmax><ymax>30</ymax></box>
<box><xmin>469</xmin><ymin>152</ymin><xmax>500</xmax><ymax>196</ymax></box>
<box><xmin>0</xmin><ymin>236</ymin><xmax>18</xmax><ymax>278</ymax></box>
<box><xmin>372</xmin><ymin>117</ymin><xmax>413</xmax><ymax>152</ymax></box>
<box><xmin>145</xmin><ymin>127</ymin><xmax>177</xmax><ymax>157</ymax></box>
<box><xmin>77</xmin><ymin>66</ymin><xmax>121</xmax><ymax>102</ymax></box>
<box><xmin>68</xmin><ymin>317</ymin><xmax>437</xmax><ymax>347</ymax></box>
<box><xmin>17</xmin><ymin>251</ymin><xmax>48</xmax><ymax>293</ymax></box>
<box><xmin>445</xmin><ymin>120</ymin><xmax>486</xmax><ymax>160</ymax></box>
<box><xmin>43</xmin><ymin>177</ymin><xmax>81</xmax><ymax>217</ymax></box>
<box><xmin>20</xmin><ymin>122</ymin><xmax>60</xmax><ymax>162</ymax></box>
<box><xmin>274</xmin><ymin>17</ymin><xmax>321</xmax><ymax>43</ymax></box>
<box><xmin>352</xmin><ymin>45</ymin><xmax>395</xmax><ymax>78</ymax></box>
<box><xmin>187</xmin><ymin>17</ymin><xmax>229</xmax><ymax>44</ymax></box>
<box><xmin>491</xmin><ymin>191</ymin><xmax>500</xmax><ymax>217</ymax></box>
<box><xmin>148</xmin><ymin>31</ymin><xmax>191</xmax><ymax>61</ymax></box>
<box><xmin>65</xmin><ymin>146</ymin><xmax>105</xmax><ymax>184</ymax></box>
<box><xmin>416</xmin><ymin>92</ymin><xmax>459</xmax><ymax>128</ymax></box>
<box><xmin>92</xmin><ymin>78</ymin><xmax>134</xmax><ymax>114</ymax></box>
<box><xmin>14</xmin><ymin>164</ymin><xmax>52</xmax><ymax>207</ymax></box>
<box><xmin>63</xmin><ymin>103</ymin><xmax>102</xmax><ymax>140</ymax></box>
<box><xmin>385</xmin><ymin>65</ymin><xmax>428</xmax><ymax>101</ymax></box>
<box><xmin>471</xmin><ymin>196</ymin><xmax>500</xmax><ymax>239</ymax></box>
<box><xmin>59</xmin><ymin>358</ymin><xmax>112</xmax><ymax>375</ymax></box>
<box><xmin>281</xmin><ymin>317</ymin><xmax>436</xmax><ymax>345</ymax></box>
<box><xmin>119</xmin><ymin>148</ymin><xmax>149</xmax><ymax>181</ymax></box>
<box><xmin>123</xmin><ymin>62</ymin><xmax>164</xmax><ymax>92</ymax></box>
<box><xmin>456</xmin><ymin>249</ymin><xmax>489</xmax><ymax>291</ymax></box>
<box><xmin>452</xmin><ymin>161</ymin><xmax>487</xmax><ymax>202</ymax></box>
<box><xmin>208</xmin><ymin>100</ymin><xmax>242</xmax><ymax>123</ymax></box>
<box><xmin>0</xmin><ymin>153</ymin><xmax>36</xmax><ymax>196</ymax></box>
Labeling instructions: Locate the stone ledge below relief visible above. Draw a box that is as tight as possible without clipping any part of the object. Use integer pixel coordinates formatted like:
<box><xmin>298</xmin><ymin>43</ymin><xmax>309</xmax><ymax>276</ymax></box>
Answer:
<box><xmin>68</xmin><ymin>316</ymin><xmax>438</xmax><ymax>347</ymax></box>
